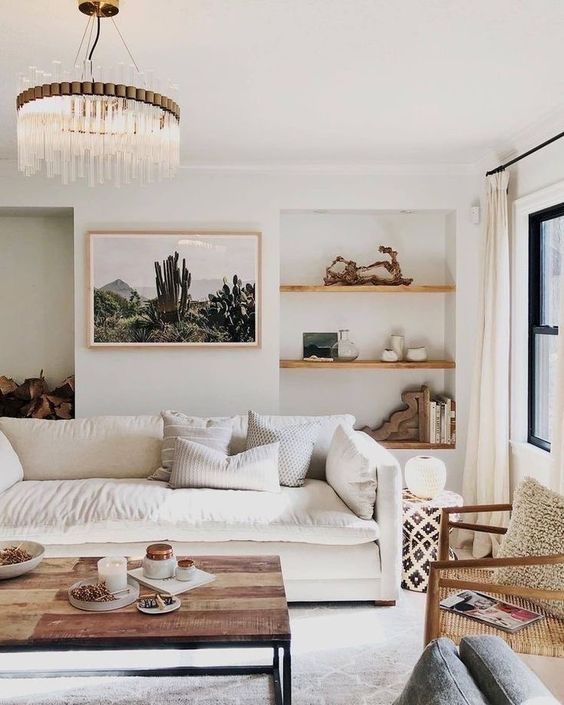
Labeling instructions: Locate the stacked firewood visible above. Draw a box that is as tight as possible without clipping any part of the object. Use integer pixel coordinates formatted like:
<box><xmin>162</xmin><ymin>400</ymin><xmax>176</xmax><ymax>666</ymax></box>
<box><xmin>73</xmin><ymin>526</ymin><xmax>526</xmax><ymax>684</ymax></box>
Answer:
<box><xmin>0</xmin><ymin>372</ymin><xmax>74</xmax><ymax>419</ymax></box>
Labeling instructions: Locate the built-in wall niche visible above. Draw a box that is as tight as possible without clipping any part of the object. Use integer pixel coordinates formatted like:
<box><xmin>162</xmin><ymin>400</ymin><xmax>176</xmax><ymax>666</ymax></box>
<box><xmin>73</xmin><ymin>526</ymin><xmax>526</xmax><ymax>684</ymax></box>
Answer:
<box><xmin>279</xmin><ymin>209</ymin><xmax>456</xmax><ymax>445</ymax></box>
<box><xmin>0</xmin><ymin>208</ymin><xmax>74</xmax><ymax>415</ymax></box>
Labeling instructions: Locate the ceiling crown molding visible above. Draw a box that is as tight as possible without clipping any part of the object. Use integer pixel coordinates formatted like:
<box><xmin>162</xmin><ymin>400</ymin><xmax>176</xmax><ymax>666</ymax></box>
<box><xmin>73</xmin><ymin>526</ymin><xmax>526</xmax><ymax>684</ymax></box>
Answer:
<box><xmin>179</xmin><ymin>161</ymin><xmax>478</xmax><ymax>176</ymax></box>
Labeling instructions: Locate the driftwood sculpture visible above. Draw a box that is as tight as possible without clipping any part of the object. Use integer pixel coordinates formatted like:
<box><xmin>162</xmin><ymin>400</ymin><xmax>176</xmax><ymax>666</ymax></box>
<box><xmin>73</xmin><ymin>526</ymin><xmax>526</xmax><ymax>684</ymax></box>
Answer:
<box><xmin>154</xmin><ymin>251</ymin><xmax>192</xmax><ymax>323</ymax></box>
<box><xmin>323</xmin><ymin>245</ymin><xmax>413</xmax><ymax>287</ymax></box>
<box><xmin>362</xmin><ymin>386</ymin><xmax>430</xmax><ymax>442</ymax></box>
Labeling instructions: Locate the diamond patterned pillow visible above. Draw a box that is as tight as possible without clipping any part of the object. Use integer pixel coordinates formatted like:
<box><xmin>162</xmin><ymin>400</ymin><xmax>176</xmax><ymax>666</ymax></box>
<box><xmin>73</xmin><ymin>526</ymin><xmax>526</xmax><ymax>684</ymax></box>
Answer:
<box><xmin>246</xmin><ymin>410</ymin><xmax>320</xmax><ymax>487</ymax></box>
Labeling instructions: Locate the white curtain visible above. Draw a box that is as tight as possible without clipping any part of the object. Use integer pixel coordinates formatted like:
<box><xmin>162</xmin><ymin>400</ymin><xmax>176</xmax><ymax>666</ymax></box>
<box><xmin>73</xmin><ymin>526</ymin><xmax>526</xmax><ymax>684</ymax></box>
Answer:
<box><xmin>462</xmin><ymin>171</ymin><xmax>511</xmax><ymax>557</ymax></box>
<box><xmin>550</xmin><ymin>234</ymin><xmax>564</xmax><ymax>495</ymax></box>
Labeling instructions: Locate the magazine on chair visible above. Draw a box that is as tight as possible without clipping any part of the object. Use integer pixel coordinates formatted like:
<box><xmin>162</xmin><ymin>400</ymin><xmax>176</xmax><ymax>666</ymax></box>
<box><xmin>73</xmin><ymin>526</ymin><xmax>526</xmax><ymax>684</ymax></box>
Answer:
<box><xmin>440</xmin><ymin>590</ymin><xmax>544</xmax><ymax>633</ymax></box>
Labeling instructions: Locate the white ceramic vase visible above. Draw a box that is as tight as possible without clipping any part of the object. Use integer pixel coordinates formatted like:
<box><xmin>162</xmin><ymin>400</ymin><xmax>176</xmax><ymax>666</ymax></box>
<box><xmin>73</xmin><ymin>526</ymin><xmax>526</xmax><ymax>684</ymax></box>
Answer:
<box><xmin>390</xmin><ymin>335</ymin><xmax>404</xmax><ymax>361</ymax></box>
<box><xmin>404</xmin><ymin>456</ymin><xmax>447</xmax><ymax>500</ymax></box>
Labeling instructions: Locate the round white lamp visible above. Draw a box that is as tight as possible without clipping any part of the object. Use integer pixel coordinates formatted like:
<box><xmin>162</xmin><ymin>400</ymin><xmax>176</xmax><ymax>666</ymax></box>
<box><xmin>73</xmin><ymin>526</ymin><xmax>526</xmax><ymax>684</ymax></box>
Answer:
<box><xmin>404</xmin><ymin>456</ymin><xmax>447</xmax><ymax>500</ymax></box>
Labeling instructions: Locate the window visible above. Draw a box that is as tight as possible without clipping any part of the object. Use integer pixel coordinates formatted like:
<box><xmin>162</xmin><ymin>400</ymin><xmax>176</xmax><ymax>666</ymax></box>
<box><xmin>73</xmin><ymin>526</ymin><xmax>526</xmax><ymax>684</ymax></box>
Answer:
<box><xmin>529</xmin><ymin>204</ymin><xmax>562</xmax><ymax>450</ymax></box>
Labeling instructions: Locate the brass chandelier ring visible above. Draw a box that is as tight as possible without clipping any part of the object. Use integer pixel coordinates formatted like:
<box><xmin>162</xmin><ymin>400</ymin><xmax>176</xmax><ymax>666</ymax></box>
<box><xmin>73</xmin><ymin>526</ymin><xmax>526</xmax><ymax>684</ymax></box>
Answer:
<box><xmin>16</xmin><ymin>82</ymin><xmax>180</xmax><ymax>122</ymax></box>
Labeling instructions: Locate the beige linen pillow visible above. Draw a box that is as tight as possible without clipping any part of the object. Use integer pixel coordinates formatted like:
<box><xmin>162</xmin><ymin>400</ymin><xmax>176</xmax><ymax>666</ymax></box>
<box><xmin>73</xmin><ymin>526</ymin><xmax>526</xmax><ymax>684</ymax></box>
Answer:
<box><xmin>325</xmin><ymin>424</ymin><xmax>378</xmax><ymax>519</ymax></box>
<box><xmin>496</xmin><ymin>477</ymin><xmax>564</xmax><ymax>618</ymax></box>
<box><xmin>0</xmin><ymin>430</ymin><xmax>23</xmax><ymax>493</ymax></box>
<box><xmin>170</xmin><ymin>437</ymin><xmax>280</xmax><ymax>493</ymax></box>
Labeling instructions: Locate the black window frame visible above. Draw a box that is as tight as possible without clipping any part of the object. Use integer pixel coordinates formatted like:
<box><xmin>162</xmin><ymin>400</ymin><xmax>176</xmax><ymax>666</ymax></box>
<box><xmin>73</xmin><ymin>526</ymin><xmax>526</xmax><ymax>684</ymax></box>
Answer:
<box><xmin>528</xmin><ymin>203</ymin><xmax>562</xmax><ymax>451</ymax></box>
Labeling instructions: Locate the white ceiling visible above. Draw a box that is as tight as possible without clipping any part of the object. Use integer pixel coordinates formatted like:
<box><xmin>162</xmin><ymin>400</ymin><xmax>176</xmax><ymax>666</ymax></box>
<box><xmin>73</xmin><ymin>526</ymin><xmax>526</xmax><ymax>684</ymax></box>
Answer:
<box><xmin>2</xmin><ymin>0</ymin><xmax>564</xmax><ymax>167</ymax></box>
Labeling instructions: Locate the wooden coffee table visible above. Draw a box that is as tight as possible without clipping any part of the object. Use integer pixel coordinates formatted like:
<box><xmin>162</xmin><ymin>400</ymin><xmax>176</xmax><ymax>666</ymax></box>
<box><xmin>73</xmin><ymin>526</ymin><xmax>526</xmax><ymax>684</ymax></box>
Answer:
<box><xmin>0</xmin><ymin>554</ymin><xmax>292</xmax><ymax>705</ymax></box>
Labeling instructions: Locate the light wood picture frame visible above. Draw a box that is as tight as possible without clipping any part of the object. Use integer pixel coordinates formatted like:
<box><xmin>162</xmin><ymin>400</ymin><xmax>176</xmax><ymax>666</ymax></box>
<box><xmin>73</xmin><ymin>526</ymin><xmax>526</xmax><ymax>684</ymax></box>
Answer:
<box><xmin>87</xmin><ymin>230</ymin><xmax>261</xmax><ymax>348</ymax></box>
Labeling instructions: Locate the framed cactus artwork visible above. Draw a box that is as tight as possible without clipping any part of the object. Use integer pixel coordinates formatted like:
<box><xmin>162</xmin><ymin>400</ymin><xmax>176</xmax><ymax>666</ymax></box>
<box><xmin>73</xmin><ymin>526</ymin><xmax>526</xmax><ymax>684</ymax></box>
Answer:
<box><xmin>87</xmin><ymin>231</ymin><xmax>260</xmax><ymax>347</ymax></box>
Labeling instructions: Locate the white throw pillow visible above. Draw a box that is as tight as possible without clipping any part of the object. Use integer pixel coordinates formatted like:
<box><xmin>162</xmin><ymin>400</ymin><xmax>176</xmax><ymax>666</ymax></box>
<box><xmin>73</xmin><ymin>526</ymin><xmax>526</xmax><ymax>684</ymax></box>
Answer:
<box><xmin>0</xmin><ymin>430</ymin><xmax>23</xmax><ymax>493</ymax></box>
<box><xmin>153</xmin><ymin>410</ymin><xmax>233</xmax><ymax>482</ymax></box>
<box><xmin>325</xmin><ymin>425</ymin><xmax>378</xmax><ymax>519</ymax></box>
<box><xmin>246</xmin><ymin>410</ymin><xmax>320</xmax><ymax>487</ymax></box>
<box><xmin>170</xmin><ymin>437</ymin><xmax>281</xmax><ymax>492</ymax></box>
<box><xmin>496</xmin><ymin>477</ymin><xmax>564</xmax><ymax>618</ymax></box>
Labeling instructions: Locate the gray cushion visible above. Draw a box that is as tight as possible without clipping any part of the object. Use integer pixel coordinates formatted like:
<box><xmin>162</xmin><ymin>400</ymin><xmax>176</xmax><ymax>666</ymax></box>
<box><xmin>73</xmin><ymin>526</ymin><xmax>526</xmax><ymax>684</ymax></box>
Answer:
<box><xmin>460</xmin><ymin>636</ymin><xmax>560</xmax><ymax>705</ymax></box>
<box><xmin>246</xmin><ymin>410</ymin><xmax>320</xmax><ymax>487</ymax></box>
<box><xmin>393</xmin><ymin>638</ymin><xmax>489</xmax><ymax>705</ymax></box>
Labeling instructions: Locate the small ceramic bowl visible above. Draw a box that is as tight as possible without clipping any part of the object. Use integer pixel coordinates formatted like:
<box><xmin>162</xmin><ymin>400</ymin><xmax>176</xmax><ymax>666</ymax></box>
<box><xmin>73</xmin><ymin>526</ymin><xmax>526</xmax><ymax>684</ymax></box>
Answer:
<box><xmin>175</xmin><ymin>559</ymin><xmax>197</xmax><ymax>581</ymax></box>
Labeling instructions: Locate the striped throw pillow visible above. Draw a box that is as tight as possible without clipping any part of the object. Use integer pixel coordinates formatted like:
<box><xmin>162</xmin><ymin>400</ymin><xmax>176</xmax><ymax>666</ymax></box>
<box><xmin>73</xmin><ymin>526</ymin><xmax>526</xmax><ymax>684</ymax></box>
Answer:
<box><xmin>150</xmin><ymin>411</ymin><xmax>233</xmax><ymax>482</ymax></box>
<box><xmin>170</xmin><ymin>437</ymin><xmax>280</xmax><ymax>492</ymax></box>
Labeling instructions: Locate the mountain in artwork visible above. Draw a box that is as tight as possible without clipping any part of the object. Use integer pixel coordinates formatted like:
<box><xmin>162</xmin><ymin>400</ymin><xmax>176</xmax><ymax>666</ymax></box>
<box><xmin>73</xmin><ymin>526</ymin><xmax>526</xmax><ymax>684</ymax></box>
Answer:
<box><xmin>99</xmin><ymin>279</ymin><xmax>138</xmax><ymax>300</ymax></box>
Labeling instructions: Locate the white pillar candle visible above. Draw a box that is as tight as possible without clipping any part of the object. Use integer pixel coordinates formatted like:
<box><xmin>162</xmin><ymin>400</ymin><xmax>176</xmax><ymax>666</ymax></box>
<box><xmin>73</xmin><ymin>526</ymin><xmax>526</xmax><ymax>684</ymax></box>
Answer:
<box><xmin>97</xmin><ymin>556</ymin><xmax>128</xmax><ymax>593</ymax></box>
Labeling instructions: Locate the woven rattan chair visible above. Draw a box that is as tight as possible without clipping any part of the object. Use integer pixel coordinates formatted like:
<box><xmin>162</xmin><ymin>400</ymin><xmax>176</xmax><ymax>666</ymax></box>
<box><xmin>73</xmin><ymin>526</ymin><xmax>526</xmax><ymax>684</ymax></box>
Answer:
<box><xmin>424</xmin><ymin>503</ymin><xmax>564</xmax><ymax>658</ymax></box>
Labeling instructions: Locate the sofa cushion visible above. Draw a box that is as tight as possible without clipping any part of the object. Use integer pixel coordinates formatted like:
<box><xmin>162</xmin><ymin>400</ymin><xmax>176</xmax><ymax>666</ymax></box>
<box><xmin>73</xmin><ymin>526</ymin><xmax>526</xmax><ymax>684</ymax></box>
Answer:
<box><xmin>496</xmin><ymin>477</ymin><xmax>564</xmax><ymax>618</ymax></box>
<box><xmin>170</xmin><ymin>437</ymin><xmax>280</xmax><ymax>493</ymax></box>
<box><xmin>0</xmin><ymin>430</ymin><xmax>23</xmax><ymax>493</ymax></box>
<box><xmin>459</xmin><ymin>636</ymin><xmax>560</xmax><ymax>705</ymax></box>
<box><xmin>0</xmin><ymin>416</ymin><xmax>163</xmax><ymax>481</ymax></box>
<box><xmin>326</xmin><ymin>425</ymin><xmax>378</xmax><ymax>519</ymax></box>
<box><xmin>393</xmin><ymin>638</ymin><xmax>489</xmax><ymax>705</ymax></box>
<box><xmin>161</xmin><ymin>411</ymin><xmax>232</xmax><ymax>470</ymax></box>
<box><xmin>246</xmin><ymin>410</ymin><xmax>320</xmax><ymax>487</ymax></box>
<box><xmin>0</xmin><ymin>477</ymin><xmax>379</xmax><ymax>546</ymax></box>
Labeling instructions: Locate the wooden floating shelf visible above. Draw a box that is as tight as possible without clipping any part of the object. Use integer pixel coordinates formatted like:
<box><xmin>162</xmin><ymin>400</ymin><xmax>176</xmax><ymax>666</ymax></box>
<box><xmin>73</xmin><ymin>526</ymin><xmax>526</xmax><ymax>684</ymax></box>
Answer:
<box><xmin>380</xmin><ymin>441</ymin><xmax>456</xmax><ymax>450</ymax></box>
<box><xmin>280</xmin><ymin>359</ymin><xmax>455</xmax><ymax>370</ymax></box>
<box><xmin>280</xmin><ymin>284</ymin><xmax>455</xmax><ymax>293</ymax></box>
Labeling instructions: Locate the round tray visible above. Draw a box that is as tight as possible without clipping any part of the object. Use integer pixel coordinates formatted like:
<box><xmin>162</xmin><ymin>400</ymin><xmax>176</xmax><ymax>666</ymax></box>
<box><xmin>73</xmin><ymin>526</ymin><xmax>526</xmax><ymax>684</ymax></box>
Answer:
<box><xmin>68</xmin><ymin>576</ymin><xmax>139</xmax><ymax>612</ymax></box>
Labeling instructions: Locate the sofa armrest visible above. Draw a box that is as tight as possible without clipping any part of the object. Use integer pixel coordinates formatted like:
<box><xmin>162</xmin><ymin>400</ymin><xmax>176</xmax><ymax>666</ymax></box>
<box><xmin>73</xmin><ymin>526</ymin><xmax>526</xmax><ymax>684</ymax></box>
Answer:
<box><xmin>366</xmin><ymin>438</ymin><xmax>403</xmax><ymax>601</ymax></box>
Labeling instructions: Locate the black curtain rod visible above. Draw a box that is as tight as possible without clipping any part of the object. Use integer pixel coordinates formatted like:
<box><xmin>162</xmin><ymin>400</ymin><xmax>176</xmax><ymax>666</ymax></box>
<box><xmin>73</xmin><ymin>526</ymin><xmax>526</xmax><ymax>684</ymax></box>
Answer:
<box><xmin>486</xmin><ymin>129</ymin><xmax>564</xmax><ymax>176</ymax></box>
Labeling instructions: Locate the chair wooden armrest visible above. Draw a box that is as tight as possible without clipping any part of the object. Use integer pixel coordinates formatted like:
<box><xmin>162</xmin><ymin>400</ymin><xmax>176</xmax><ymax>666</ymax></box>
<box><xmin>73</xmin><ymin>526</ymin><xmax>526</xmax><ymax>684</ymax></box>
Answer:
<box><xmin>438</xmin><ymin>503</ymin><xmax>513</xmax><ymax>562</ymax></box>
<box><xmin>424</xmin><ymin>553</ymin><xmax>564</xmax><ymax>645</ymax></box>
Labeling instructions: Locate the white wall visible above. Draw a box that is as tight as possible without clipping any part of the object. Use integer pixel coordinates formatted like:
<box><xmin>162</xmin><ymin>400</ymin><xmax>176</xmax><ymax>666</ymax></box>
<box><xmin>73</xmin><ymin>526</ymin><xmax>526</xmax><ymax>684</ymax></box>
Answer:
<box><xmin>508</xmin><ymin>143</ymin><xmax>564</xmax><ymax>489</ymax></box>
<box><xmin>0</xmin><ymin>161</ymin><xmax>481</xmax><ymax>491</ymax></box>
<box><xmin>0</xmin><ymin>213</ymin><xmax>74</xmax><ymax>388</ymax></box>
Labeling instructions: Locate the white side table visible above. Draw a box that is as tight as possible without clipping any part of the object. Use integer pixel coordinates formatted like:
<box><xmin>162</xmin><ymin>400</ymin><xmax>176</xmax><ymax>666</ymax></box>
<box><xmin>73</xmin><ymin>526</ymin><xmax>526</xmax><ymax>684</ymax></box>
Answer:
<box><xmin>401</xmin><ymin>489</ymin><xmax>463</xmax><ymax>592</ymax></box>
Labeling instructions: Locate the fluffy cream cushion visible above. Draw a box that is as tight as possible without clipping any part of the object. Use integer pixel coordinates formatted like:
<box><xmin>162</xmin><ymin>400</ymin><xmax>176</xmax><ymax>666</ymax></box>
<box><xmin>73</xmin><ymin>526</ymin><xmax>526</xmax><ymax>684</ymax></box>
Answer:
<box><xmin>326</xmin><ymin>425</ymin><xmax>378</xmax><ymax>519</ymax></box>
<box><xmin>170</xmin><ymin>437</ymin><xmax>281</xmax><ymax>493</ymax></box>
<box><xmin>496</xmin><ymin>478</ymin><xmax>564</xmax><ymax>617</ymax></box>
<box><xmin>0</xmin><ymin>430</ymin><xmax>23</xmax><ymax>493</ymax></box>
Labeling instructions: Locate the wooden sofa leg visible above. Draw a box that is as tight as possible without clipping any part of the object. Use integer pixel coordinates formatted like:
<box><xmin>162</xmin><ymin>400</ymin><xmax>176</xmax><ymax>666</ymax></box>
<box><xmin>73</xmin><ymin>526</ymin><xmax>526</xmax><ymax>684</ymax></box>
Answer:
<box><xmin>374</xmin><ymin>600</ymin><xmax>396</xmax><ymax>606</ymax></box>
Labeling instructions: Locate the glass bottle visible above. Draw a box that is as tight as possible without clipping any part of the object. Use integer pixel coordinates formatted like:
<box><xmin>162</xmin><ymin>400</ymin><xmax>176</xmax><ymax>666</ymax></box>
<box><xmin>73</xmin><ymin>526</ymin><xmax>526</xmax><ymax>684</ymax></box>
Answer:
<box><xmin>331</xmin><ymin>329</ymin><xmax>359</xmax><ymax>362</ymax></box>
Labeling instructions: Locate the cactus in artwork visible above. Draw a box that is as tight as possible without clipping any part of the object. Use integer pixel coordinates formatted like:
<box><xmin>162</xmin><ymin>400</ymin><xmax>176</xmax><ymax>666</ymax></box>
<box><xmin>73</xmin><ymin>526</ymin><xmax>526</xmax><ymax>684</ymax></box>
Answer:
<box><xmin>154</xmin><ymin>251</ymin><xmax>192</xmax><ymax>323</ymax></box>
<box><xmin>207</xmin><ymin>275</ymin><xmax>256</xmax><ymax>342</ymax></box>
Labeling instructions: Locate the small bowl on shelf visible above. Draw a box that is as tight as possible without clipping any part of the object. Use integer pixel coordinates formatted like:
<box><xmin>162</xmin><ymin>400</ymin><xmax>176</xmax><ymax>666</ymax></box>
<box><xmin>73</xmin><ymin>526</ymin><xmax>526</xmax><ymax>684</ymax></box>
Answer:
<box><xmin>0</xmin><ymin>540</ymin><xmax>45</xmax><ymax>580</ymax></box>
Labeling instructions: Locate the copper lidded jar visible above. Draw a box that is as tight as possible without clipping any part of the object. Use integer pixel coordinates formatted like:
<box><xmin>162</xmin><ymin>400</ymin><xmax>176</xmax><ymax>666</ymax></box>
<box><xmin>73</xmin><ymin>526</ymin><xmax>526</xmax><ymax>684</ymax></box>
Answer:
<box><xmin>142</xmin><ymin>543</ymin><xmax>177</xmax><ymax>579</ymax></box>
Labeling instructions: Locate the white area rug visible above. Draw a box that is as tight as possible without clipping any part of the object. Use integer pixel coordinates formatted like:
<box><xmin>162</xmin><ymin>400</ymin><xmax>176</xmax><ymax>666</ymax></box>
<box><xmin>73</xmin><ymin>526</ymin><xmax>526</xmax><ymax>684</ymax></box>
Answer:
<box><xmin>1</xmin><ymin>593</ymin><xmax>425</xmax><ymax>705</ymax></box>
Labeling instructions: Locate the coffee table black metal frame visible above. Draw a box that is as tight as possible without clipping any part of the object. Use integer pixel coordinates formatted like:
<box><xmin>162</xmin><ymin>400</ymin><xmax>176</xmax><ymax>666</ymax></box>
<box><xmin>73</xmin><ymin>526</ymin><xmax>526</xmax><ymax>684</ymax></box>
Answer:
<box><xmin>0</xmin><ymin>637</ymin><xmax>292</xmax><ymax>705</ymax></box>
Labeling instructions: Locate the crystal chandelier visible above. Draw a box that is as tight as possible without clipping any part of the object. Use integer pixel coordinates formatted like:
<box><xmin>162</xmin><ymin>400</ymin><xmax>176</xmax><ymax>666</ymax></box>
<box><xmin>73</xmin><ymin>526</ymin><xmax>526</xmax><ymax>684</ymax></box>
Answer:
<box><xmin>16</xmin><ymin>0</ymin><xmax>180</xmax><ymax>186</ymax></box>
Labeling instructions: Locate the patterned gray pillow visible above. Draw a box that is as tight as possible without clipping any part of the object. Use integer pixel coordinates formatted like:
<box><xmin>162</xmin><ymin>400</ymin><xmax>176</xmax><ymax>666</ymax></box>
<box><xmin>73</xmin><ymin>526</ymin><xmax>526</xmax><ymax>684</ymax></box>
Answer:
<box><xmin>246</xmin><ymin>410</ymin><xmax>320</xmax><ymax>487</ymax></box>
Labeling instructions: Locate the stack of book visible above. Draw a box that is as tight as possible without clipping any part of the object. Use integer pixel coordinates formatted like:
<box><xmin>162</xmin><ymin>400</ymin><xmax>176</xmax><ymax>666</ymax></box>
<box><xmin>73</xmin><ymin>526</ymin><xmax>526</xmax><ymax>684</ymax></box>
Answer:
<box><xmin>428</xmin><ymin>396</ymin><xmax>455</xmax><ymax>445</ymax></box>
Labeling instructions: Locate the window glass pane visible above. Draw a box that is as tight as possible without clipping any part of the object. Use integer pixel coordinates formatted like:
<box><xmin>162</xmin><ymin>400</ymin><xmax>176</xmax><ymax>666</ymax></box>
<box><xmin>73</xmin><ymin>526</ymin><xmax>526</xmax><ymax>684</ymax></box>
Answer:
<box><xmin>532</xmin><ymin>332</ymin><xmax>558</xmax><ymax>443</ymax></box>
<box><xmin>540</xmin><ymin>215</ymin><xmax>563</xmax><ymax>326</ymax></box>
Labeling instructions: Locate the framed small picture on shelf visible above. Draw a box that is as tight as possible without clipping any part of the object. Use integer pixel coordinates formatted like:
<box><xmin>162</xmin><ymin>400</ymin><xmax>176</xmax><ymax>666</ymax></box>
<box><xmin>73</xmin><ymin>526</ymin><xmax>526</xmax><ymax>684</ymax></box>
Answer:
<box><xmin>303</xmin><ymin>332</ymin><xmax>337</xmax><ymax>360</ymax></box>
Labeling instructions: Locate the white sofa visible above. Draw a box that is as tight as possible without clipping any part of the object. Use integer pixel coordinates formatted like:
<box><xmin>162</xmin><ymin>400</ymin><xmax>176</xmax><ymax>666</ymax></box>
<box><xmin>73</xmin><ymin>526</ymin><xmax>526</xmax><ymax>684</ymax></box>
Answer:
<box><xmin>0</xmin><ymin>413</ymin><xmax>402</xmax><ymax>603</ymax></box>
